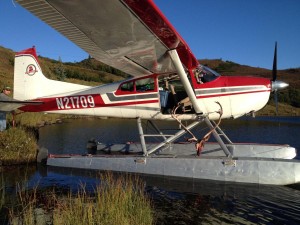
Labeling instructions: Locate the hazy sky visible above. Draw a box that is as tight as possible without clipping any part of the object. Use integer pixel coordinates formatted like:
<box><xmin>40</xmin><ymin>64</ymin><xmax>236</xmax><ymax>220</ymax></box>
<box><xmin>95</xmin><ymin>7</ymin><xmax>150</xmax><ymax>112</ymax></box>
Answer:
<box><xmin>1</xmin><ymin>0</ymin><xmax>299</xmax><ymax>69</ymax></box>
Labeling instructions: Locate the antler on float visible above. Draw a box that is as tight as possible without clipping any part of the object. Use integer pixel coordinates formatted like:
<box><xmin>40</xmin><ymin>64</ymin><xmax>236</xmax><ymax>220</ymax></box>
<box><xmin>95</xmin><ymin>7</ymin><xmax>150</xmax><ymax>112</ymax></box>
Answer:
<box><xmin>171</xmin><ymin>101</ymin><xmax>224</xmax><ymax>156</ymax></box>
<box><xmin>196</xmin><ymin>101</ymin><xmax>223</xmax><ymax>156</ymax></box>
<box><xmin>171</xmin><ymin>104</ymin><xmax>198</xmax><ymax>142</ymax></box>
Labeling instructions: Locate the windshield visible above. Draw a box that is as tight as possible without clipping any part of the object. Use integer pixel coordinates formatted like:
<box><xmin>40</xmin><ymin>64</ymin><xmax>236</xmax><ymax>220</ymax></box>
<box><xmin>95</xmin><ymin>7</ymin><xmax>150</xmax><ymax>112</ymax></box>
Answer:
<box><xmin>194</xmin><ymin>65</ymin><xmax>220</xmax><ymax>83</ymax></box>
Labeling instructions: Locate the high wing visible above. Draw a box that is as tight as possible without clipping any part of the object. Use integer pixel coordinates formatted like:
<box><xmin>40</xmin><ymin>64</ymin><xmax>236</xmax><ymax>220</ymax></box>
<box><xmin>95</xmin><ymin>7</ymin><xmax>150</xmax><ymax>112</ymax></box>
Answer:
<box><xmin>16</xmin><ymin>0</ymin><xmax>199</xmax><ymax>77</ymax></box>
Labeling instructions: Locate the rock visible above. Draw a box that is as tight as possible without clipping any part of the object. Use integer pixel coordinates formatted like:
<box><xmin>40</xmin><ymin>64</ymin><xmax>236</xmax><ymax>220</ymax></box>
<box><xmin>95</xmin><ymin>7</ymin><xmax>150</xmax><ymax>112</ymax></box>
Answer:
<box><xmin>37</xmin><ymin>146</ymin><xmax>48</xmax><ymax>164</ymax></box>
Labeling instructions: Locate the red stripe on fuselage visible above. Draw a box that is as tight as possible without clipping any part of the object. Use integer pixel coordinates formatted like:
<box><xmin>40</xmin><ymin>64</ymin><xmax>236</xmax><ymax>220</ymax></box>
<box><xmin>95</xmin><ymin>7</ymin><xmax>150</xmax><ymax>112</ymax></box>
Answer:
<box><xmin>19</xmin><ymin>94</ymin><xmax>159</xmax><ymax>112</ymax></box>
<box><xmin>196</xmin><ymin>89</ymin><xmax>271</xmax><ymax>99</ymax></box>
<box><xmin>100</xmin><ymin>99</ymin><xmax>158</xmax><ymax>107</ymax></box>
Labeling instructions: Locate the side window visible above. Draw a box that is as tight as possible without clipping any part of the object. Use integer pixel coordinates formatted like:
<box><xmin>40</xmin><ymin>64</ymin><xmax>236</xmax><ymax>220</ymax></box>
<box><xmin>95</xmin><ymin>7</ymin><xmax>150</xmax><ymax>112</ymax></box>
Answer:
<box><xmin>136</xmin><ymin>77</ymin><xmax>154</xmax><ymax>92</ymax></box>
<box><xmin>120</xmin><ymin>81</ymin><xmax>134</xmax><ymax>91</ymax></box>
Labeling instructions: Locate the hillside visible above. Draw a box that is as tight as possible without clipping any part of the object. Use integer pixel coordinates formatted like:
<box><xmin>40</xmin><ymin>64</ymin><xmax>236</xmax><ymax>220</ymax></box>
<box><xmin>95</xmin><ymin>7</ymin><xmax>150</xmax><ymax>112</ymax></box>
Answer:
<box><xmin>199</xmin><ymin>59</ymin><xmax>300</xmax><ymax>89</ymax></box>
<box><xmin>0</xmin><ymin>46</ymin><xmax>128</xmax><ymax>89</ymax></box>
<box><xmin>1</xmin><ymin>46</ymin><xmax>299</xmax><ymax>115</ymax></box>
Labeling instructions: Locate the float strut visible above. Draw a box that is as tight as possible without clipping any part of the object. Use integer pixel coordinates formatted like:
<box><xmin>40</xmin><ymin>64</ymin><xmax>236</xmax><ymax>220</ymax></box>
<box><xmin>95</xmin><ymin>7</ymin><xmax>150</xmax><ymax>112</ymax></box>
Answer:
<box><xmin>204</xmin><ymin>118</ymin><xmax>232</xmax><ymax>157</ymax></box>
<box><xmin>147</xmin><ymin>120</ymin><xmax>202</xmax><ymax>155</ymax></box>
<box><xmin>137</xmin><ymin>117</ymin><xmax>148</xmax><ymax>156</ymax></box>
<box><xmin>148</xmin><ymin>120</ymin><xmax>167</xmax><ymax>141</ymax></box>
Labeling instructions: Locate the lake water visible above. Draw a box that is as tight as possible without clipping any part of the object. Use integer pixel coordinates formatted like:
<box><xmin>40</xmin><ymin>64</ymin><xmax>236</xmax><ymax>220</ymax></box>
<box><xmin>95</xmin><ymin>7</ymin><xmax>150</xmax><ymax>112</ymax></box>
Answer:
<box><xmin>38</xmin><ymin>116</ymin><xmax>300</xmax><ymax>159</ymax></box>
<box><xmin>1</xmin><ymin>117</ymin><xmax>300</xmax><ymax>224</ymax></box>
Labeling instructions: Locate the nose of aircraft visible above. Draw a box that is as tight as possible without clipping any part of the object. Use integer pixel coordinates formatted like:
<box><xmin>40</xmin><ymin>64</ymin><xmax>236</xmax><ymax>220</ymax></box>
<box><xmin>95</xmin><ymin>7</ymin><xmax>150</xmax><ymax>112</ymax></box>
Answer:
<box><xmin>271</xmin><ymin>80</ymin><xmax>289</xmax><ymax>92</ymax></box>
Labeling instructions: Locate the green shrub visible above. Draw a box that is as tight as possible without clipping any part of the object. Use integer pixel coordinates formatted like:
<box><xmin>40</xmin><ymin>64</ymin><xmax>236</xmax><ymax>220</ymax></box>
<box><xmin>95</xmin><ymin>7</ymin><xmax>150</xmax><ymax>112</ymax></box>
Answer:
<box><xmin>289</xmin><ymin>88</ymin><xmax>300</xmax><ymax>107</ymax></box>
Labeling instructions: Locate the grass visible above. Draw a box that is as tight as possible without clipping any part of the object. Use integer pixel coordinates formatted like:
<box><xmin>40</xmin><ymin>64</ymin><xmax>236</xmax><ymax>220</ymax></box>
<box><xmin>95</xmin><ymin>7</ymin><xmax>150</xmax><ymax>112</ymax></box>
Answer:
<box><xmin>7</xmin><ymin>111</ymin><xmax>94</xmax><ymax>128</ymax></box>
<box><xmin>1</xmin><ymin>111</ymin><xmax>96</xmax><ymax>166</ymax></box>
<box><xmin>9</xmin><ymin>172</ymin><xmax>154</xmax><ymax>225</ymax></box>
<box><xmin>0</xmin><ymin>127</ymin><xmax>37</xmax><ymax>165</ymax></box>
<box><xmin>7</xmin><ymin>112</ymin><xmax>64</xmax><ymax>127</ymax></box>
<box><xmin>0</xmin><ymin>173</ymin><xmax>5</xmax><ymax>211</ymax></box>
<box><xmin>0</xmin><ymin>111</ymin><xmax>59</xmax><ymax>166</ymax></box>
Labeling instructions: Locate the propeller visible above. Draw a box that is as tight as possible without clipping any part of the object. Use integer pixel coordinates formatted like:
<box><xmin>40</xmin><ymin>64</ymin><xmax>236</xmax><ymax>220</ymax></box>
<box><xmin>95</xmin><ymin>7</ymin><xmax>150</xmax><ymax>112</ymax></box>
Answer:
<box><xmin>270</xmin><ymin>42</ymin><xmax>289</xmax><ymax>114</ymax></box>
<box><xmin>272</xmin><ymin>42</ymin><xmax>277</xmax><ymax>82</ymax></box>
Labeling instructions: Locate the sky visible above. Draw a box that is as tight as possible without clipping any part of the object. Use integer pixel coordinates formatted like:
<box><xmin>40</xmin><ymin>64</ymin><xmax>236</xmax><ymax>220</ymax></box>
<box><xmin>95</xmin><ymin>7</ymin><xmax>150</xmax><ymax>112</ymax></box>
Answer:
<box><xmin>1</xmin><ymin>0</ymin><xmax>300</xmax><ymax>70</ymax></box>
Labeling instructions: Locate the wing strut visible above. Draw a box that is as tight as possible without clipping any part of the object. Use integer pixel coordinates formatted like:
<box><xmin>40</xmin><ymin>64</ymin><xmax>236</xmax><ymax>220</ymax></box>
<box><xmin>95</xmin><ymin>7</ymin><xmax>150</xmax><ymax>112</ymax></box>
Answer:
<box><xmin>168</xmin><ymin>49</ymin><xmax>232</xmax><ymax>158</ymax></box>
<box><xmin>168</xmin><ymin>50</ymin><xmax>203</xmax><ymax>115</ymax></box>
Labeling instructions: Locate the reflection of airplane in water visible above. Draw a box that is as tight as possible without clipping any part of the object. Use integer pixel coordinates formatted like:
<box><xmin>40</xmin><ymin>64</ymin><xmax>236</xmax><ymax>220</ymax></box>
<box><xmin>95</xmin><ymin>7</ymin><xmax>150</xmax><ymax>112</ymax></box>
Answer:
<box><xmin>3</xmin><ymin>0</ymin><xmax>299</xmax><ymax>185</ymax></box>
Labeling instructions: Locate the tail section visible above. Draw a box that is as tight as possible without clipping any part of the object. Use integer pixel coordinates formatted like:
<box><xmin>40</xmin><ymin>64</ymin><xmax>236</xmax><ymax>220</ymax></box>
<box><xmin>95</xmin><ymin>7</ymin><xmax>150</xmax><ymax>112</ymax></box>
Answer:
<box><xmin>13</xmin><ymin>47</ymin><xmax>89</xmax><ymax>101</ymax></box>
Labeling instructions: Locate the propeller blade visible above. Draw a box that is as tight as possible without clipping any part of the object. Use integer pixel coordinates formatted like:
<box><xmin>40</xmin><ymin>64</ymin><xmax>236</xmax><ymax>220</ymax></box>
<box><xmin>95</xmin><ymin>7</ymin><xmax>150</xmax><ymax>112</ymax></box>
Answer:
<box><xmin>272</xmin><ymin>42</ymin><xmax>277</xmax><ymax>81</ymax></box>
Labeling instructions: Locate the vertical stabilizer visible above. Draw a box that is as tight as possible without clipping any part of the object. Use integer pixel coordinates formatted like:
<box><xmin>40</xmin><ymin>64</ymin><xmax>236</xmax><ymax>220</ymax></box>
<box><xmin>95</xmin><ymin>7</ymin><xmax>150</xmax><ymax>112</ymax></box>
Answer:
<box><xmin>14</xmin><ymin>47</ymin><xmax>46</xmax><ymax>100</ymax></box>
<box><xmin>13</xmin><ymin>47</ymin><xmax>89</xmax><ymax>100</ymax></box>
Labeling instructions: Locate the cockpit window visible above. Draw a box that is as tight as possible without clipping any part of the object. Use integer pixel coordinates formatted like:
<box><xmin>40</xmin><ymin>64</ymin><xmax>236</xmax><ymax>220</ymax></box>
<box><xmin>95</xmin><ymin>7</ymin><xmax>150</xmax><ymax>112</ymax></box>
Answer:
<box><xmin>119</xmin><ymin>77</ymin><xmax>155</xmax><ymax>92</ymax></box>
<box><xmin>136</xmin><ymin>77</ymin><xmax>155</xmax><ymax>91</ymax></box>
<box><xmin>120</xmin><ymin>81</ymin><xmax>134</xmax><ymax>91</ymax></box>
<box><xmin>194</xmin><ymin>65</ymin><xmax>220</xmax><ymax>83</ymax></box>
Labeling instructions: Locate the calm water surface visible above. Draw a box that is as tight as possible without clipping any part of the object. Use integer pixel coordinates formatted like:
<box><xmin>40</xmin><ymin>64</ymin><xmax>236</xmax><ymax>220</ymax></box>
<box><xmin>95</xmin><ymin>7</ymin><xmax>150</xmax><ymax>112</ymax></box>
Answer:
<box><xmin>1</xmin><ymin>117</ymin><xmax>300</xmax><ymax>224</ymax></box>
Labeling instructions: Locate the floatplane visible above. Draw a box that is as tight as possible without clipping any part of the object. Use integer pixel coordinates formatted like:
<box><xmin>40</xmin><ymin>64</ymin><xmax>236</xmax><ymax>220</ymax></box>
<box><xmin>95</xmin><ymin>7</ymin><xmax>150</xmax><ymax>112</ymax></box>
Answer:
<box><xmin>3</xmin><ymin>0</ymin><xmax>299</xmax><ymax>185</ymax></box>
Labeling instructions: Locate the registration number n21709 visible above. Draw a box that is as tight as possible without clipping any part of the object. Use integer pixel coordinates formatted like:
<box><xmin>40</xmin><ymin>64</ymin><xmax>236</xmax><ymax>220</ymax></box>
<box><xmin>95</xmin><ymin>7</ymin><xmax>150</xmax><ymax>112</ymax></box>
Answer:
<box><xmin>56</xmin><ymin>95</ymin><xmax>95</xmax><ymax>110</ymax></box>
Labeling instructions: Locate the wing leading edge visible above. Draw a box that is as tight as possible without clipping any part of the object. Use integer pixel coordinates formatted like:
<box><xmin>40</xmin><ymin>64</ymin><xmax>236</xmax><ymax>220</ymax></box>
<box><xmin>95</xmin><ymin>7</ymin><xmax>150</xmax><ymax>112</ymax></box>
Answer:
<box><xmin>16</xmin><ymin>0</ymin><xmax>199</xmax><ymax>77</ymax></box>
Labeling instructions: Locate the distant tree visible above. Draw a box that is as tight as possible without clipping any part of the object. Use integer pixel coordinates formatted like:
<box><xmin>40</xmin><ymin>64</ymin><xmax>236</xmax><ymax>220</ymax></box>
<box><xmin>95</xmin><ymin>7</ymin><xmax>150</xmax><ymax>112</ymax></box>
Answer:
<box><xmin>8</xmin><ymin>57</ymin><xmax>14</xmax><ymax>66</ymax></box>
<box><xmin>55</xmin><ymin>56</ymin><xmax>66</xmax><ymax>81</ymax></box>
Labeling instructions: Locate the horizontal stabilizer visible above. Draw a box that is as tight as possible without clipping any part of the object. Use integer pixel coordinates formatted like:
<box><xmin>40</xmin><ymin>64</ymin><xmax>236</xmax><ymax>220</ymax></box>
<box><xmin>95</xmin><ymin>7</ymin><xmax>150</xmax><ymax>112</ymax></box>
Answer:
<box><xmin>0</xmin><ymin>93</ymin><xmax>43</xmax><ymax>112</ymax></box>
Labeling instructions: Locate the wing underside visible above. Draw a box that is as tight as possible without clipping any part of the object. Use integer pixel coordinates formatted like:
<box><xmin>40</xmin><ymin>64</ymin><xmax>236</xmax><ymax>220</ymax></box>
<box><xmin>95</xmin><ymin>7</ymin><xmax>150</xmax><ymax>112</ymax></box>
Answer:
<box><xmin>16</xmin><ymin>0</ymin><xmax>198</xmax><ymax>77</ymax></box>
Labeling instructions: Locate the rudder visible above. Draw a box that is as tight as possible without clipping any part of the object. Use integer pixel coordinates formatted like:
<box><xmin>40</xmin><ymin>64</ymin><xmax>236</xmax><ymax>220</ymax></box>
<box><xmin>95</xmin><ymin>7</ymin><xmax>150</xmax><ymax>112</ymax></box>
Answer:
<box><xmin>13</xmin><ymin>47</ymin><xmax>89</xmax><ymax>100</ymax></box>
